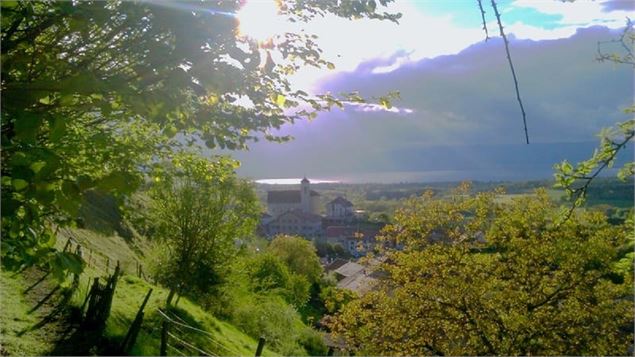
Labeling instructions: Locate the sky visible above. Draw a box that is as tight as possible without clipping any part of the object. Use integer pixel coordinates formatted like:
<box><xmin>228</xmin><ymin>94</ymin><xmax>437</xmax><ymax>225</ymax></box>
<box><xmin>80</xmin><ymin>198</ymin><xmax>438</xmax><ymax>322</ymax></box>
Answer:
<box><xmin>231</xmin><ymin>0</ymin><xmax>634</xmax><ymax>182</ymax></box>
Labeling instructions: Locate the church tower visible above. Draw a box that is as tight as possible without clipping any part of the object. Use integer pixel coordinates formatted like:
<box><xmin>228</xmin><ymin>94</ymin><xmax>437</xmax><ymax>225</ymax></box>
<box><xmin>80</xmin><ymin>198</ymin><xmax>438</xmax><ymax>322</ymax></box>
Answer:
<box><xmin>300</xmin><ymin>176</ymin><xmax>310</xmax><ymax>213</ymax></box>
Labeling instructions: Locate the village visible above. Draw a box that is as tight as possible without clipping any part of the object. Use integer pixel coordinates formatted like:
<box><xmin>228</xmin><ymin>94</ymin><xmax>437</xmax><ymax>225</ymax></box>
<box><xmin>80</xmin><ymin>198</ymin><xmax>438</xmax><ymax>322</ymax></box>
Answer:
<box><xmin>258</xmin><ymin>177</ymin><xmax>385</xmax><ymax>294</ymax></box>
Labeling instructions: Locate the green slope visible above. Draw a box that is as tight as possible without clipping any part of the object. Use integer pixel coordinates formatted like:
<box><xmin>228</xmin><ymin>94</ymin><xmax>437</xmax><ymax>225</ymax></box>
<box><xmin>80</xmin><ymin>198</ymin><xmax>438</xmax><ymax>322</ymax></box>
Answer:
<box><xmin>1</xmin><ymin>190</ymin><xmax>279</xmax><ymax>356</ymax></box>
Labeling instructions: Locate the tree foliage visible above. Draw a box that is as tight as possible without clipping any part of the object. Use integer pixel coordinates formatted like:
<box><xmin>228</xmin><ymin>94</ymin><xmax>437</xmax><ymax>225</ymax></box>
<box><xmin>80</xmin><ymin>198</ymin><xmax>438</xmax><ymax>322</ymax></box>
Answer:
<box><xmin>148</xmin><ymin>153</ymin><xmax>259</xmax><ymax>302</ymax></box>
<box><xmin>0</xmin><ymin>0</ymin><xmax>398</xmax><ymax>273</ymax></box>
<box><xmin>331</xmin><ymin>186</ymin><xmax>633</xmax><ymax>355</ymax></box>
<box><xmin>246</xmin><ymin>252</ymin><xmax>311</xmax><ymax>308</ymax></box>
<box><xmin>554</xmin><ymin>112</ymin><xmax>634</xmax><ymax>221</ymax></box>
<box><xmin>267</xmin><ymin>235</ymin><xmax>323</xmax><ymax>284</ymax></box>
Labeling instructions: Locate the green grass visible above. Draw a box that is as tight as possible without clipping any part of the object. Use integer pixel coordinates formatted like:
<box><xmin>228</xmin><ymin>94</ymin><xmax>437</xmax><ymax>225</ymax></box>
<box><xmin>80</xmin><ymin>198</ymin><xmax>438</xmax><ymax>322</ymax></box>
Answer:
<box><xmin>0</xmin><ymin>271</ymin><xmax>56</xmax><ymax>356</ymax></box>
<box><xmin>3</xmin><ymin>226</ymin><xmax>279</xmax><ymax>355</ymax></box>
<box><xmin>67</xmin><ymin>263</ymin><xmax>278</xmax><ymax>356</ymax></box>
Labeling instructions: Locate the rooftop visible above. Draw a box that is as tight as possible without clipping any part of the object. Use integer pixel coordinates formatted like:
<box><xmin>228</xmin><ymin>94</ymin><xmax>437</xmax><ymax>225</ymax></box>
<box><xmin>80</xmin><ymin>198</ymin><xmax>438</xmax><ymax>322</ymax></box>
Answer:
<box><xmin>328</xmin><ymin>196</ymin><xmax>353</xmax><ymax>207</ymax></box>
<box><xmin>334</xmin><ymin>261</ymin><xmax>365</xmax><ymax>278</ymax></box>
<box><xmin>267</xmin><ymin>189</ymin><xmax>319</xmax><ymax>204</ymax></box>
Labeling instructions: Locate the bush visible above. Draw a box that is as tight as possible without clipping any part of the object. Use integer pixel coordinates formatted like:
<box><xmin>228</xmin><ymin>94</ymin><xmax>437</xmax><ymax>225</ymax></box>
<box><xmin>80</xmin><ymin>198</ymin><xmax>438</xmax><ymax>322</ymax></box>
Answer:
<box><xmin>232</xmin><ymin>295</ymin><xmax>306</xmax><ymax>355</ymax></box>
<box><xmin>298</xmin><ymin>327</ymin><xmax>328</xmax><ymax>356</ymax></box>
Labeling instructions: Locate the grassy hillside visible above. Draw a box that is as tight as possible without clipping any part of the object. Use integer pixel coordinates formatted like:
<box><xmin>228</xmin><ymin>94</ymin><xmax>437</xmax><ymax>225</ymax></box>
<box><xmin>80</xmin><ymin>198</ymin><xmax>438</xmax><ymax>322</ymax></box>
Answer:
<box><xmin>1</xmin><ymin>265</ymin><xmax>278</xmax><ymax>356</ymax></box>
<box><xmin>1</xmin><ymin>190</ymin><xmax>281</xmax><ymax>356</ymax></box>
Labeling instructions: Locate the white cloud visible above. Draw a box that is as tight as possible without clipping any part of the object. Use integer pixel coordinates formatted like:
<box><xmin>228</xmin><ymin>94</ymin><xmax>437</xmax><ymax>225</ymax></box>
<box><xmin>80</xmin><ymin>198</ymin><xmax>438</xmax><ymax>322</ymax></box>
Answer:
<box><xmin>500</xmin><ymin>21</ymin><xmax>581</xmax><ymax>41</ymax></box>
<box><xmin>287</xmin><ymin>1</ymin><xmax>483</xmax><ymax>89</ymax></box>
<box><xmin>238</xmin><ymin>0</ymin><xmax>632</xmax><ymax>91</ymax></box>
<box><xmin>344</xmin><ymin>101</ymin><xmax>415</xmax><ymax>115</ymax></box>
<box><xmin>511</xmin><ymin>0</ymin><xmax>632</xmax><ymax>28</ymax></box>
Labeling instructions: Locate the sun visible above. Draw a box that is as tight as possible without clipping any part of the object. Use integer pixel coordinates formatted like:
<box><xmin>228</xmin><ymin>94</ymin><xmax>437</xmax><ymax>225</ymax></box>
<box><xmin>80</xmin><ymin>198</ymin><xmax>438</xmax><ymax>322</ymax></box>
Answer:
<box><xmin>236</xmin><ymin>0</ymin><xmax>288</xmax><ymax>43</ymax></box>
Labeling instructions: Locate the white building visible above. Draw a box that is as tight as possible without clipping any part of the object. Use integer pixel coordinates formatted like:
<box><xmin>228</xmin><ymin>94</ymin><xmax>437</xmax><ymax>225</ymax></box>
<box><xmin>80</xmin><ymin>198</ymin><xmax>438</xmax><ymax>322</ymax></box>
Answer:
<box><xmin>266</xmin><ymin>177</ymin><xmax>320</xmax><ymax>216</ymax></box>
<box><xmin>326</xmin><ymin>196</ymin><xmax>354</xmax><ymax>222</ymax></box>
<box><xmin>264</xmin><ymin>209</ymin><xmax>323</xmax><ymax>239</ymax></box>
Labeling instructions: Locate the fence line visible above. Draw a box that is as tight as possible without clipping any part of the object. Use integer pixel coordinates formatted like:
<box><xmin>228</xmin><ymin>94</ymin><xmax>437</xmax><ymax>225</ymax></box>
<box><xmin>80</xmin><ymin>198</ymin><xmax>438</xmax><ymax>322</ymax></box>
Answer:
<box><xmin>167</xmin><ymin>331</ymin><xmax>218</xmax><ymax>357</ymax></box>
<box><xmin>164</xmin><ymin>309</ymin><xmax>233</xmax><ymax>355</ymax></box>
<box><xmin>157</xmin><ymin>308</ymin><xmax>236</xmax><ymax>356</ymax></box>
<box><xmin>166</xmin><ymin>343</ymin><xmax>187</xmax><ymax>356</ymax></box>
<box><xmin>60</xmin><ymin>228</ymin><xmax>150</xmax><ymax>283</ymax></box>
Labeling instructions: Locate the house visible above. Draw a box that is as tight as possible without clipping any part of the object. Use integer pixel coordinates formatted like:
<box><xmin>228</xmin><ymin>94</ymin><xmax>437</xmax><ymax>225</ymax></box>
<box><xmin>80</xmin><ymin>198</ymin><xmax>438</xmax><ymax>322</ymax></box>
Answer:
<box><xmin>263</xmin><ymin>209</ymin><xmax>323</xmax><ymax>239</ymax></box>
<box><xmin>326</xmin><ymin>196</ymin><xmax>354</xmax><ymax>222</ymax></box>
<box><xmin>333</xmin><ymin>261</ymin><xmax>381</xmax><ymax>295</ymax></box>
<box><xmin>325</xmin><ymin>226</ymin><xmax>379</xmax><ymax>257</ymax></box>
<box><xmin>324</xmin><ymin>258</ymin><xmax>348</xmax><ymax>272</ymax></box>
<box><xmin>266</xmin><ymin>177</ymin><xmax>320</xmax><ymax>216</ymax></box>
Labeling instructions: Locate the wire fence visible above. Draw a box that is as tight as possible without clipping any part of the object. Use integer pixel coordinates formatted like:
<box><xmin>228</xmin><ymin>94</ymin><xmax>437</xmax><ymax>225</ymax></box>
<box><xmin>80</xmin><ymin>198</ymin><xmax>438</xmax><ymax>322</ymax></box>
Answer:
<box><xmin>60</xmin><ymin>228</ymin><xmax>151</xmax><ymax>283</ymax></box>
<box><xmin>156</xmin><ymin>308</ymin><xmax>253</xmax><ymax>357</ymax></box>
<box><xmin>58</xmin><ymin>229</ymin><xmax>269</xmax><ymax>356</ymax></box>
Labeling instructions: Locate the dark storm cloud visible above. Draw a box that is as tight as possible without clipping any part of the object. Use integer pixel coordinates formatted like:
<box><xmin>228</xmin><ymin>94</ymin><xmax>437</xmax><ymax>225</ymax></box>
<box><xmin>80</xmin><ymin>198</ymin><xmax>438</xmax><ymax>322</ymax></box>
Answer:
<box><xmin>232</xmin><ymin>26</ymin><xmax>634</xmax><ymax>180</ymax></box>
<box><xmin>601</xmin><ymin>0</ymin><xmax>635</xmax><ymax>12</ymax></box>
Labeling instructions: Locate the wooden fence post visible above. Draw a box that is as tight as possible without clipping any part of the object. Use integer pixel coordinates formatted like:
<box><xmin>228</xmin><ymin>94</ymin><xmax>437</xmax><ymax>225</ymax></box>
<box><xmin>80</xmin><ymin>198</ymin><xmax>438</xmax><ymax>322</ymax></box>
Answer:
<box><xmin>255</xmin><ymin>336</ymin><xmax>265</xmax><ymax>357</ymax></box>
<box><xmin>62</xmin><ymin>238</ymin><xmax>72</xmax><ymax>252</ymax></box>
<box><xmin>160</xmin><ymin>320</ymin><xmax>169</xmax><ymax>356</ymax></box>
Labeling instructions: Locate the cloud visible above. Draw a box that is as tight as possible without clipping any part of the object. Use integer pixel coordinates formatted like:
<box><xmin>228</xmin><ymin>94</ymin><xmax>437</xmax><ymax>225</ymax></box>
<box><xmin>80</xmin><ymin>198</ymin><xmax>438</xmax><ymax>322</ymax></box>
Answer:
<box><xmin>601</xmin><ymin>0</ymin><xmax>635</xmax><ymax>12</ymax></box>
<box><xmin>511</xmin><ymin>0</ymin><xmax>632</xmax><ymax>28</ymax></box>
<box><xmin>345</xmin><ymin>101</ymin><xmax>415</xmax><ymax>115</ymax></box>
<box><xmin>285</xmin><ymin>1</ymin><xmax>633</xmax><ymax>87</ymax></box>
<box><xmin>229</xmin><ymin>26</ymin><xmax>634</xmax><ymax>180</ymax></box>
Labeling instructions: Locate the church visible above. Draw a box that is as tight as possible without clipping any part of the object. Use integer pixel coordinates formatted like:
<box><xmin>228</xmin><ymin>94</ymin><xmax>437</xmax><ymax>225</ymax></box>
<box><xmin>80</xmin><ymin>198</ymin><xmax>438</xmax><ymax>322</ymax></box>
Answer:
<box><xmin>266</xmin><ymin>177</ymin><xmax>320</xmax><ymax>216</ymax></box>
<box><xmin>261</xmin><ymin>177</ymin><xmax>322</xmax><ymax>238</ymax></box>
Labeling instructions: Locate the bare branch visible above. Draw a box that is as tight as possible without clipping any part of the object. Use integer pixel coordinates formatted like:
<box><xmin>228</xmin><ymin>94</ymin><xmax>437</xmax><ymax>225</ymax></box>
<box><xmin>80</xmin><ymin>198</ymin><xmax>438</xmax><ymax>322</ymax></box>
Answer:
<box><xmin>476</xmin><ymin>0</ymin><xmax>490</xmax><ymax>41</ymax></box>
<box><xmin>597</xmin><ymin>17</ymin><xmax>634</xmax><ymax>66</ymax></box>
<box><xmin>491</xmin><ymin>0</ymin><xmax>530</xmax><ymax>144</ymax></box>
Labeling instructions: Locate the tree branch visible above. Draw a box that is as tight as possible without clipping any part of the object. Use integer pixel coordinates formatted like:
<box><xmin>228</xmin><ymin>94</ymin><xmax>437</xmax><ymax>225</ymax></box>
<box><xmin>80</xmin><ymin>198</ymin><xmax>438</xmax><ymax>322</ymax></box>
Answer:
<box><xmin>476</xmin><ymin>0</ymin><xmax>489</xmax><ymax>41</ymax></box>
<box><xmin>491</xmin><ymin>0</ymin><xmax>530</xmax><ymax>144</ymax></box>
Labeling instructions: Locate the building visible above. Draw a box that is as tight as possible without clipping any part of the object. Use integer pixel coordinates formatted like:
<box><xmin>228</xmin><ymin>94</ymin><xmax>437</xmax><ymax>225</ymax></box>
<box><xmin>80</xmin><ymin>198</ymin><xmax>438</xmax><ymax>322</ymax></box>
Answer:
<box><xmin>263</xmin><ymin>209</ymin><xmax>323</xmax><ymax>239</ymax></box>
<box><xmin>266</xmin><ymin>177</ymin><xmax>320</xmax><ymax>216</ymax></box>
<box><xmin>332</xmin><ymin>261</ymin><xmax>381</xmax><ymax>295</ymax></box>
<box><xmin>325</xmin><ymin>226</ymin><xmax>379</xmax><ymax>257</ymax></box>
<box><xmin>326</xmin><ymin>196</ymin><xmax>354</xmax><ymax>223</ymax></box>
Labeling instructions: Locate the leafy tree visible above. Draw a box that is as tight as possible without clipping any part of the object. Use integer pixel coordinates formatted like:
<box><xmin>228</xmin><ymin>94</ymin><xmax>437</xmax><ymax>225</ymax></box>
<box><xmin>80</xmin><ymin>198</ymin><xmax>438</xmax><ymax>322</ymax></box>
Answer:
<box><xmin>268</xmin><ymin>235</ymin><xmax>323</xmax><ymax>284</ymax></box>
<box><xmin>331</xmin><ymin>187</ymin><xmax>633</xmax><ymax>355</ymax></box>
<box><xmin>319</xmin><ymin>286</ymin><xmax>357</xmax><ymax>315</ymax></box>
<box><xmin>246</xmin><ymin>252</ymin><xmax>311</xmax><ymax>308</ymax></box>
<box><xmin>148</xmin><ymin>153</ymin><xmax>259</xmax><ymax>305</ymax></box>
<box><xmin>0</xmin><ymin>0</ymin><xmax>398</xmax><ymax>273</ymax></box>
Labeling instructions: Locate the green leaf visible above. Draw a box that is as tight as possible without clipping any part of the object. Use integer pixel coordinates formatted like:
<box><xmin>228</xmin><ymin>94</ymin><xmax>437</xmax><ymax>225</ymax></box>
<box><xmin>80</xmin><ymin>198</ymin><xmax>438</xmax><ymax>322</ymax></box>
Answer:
<box><xmin>379</xmin><ymin>97</ymin><xmax>392</xmax><ymax>109</ymax></box>
<box><xmin>12</xmin><ymin>179</ymin><xmax>28</xmax><ymax>191</ymax></box>
<box><xmin>49</xmin><ymin>117</ymin><xmax>67</xmax><ymax>141</ymax></box>
<box><xmin>14</xmin><ymin>112</ymin><xmax>43</xmax><ymax>142</ymax></box>
<box><xmin>1</xmin><ymin>1</ymin><xmax>19</xmax><ymax>8</ymax></box>
<box><xmin>39</xmin><ymin>96</ymin><xmax>52</xmax><ymax>105</ymax></box>
<box><xmin>30</xmin><ymin>161</ymin><xmax>47</xmax><ymax>174</ymax></box>
<box><xmin>276</xmin><ymin>94</ymin><xmax>287</xmax><ymax>107</ymax></box>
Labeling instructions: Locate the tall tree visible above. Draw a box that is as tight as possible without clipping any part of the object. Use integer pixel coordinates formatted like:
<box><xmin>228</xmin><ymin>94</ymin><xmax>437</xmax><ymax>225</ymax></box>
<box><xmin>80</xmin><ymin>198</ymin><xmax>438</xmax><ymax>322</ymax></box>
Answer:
<box><xmin>331</xmin><ymin>186</ymin><xmax>633</xmax><ymax>355</ymax></box>
<box><xmin>0</xmin><ymin>0</ymin><xmax>398</xmax><ymax>273</ymax></box>
<box><xmin>148</xmin><ymin>153</ymin><xmax>259</xmax><ymax>305</ymax></box>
